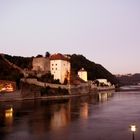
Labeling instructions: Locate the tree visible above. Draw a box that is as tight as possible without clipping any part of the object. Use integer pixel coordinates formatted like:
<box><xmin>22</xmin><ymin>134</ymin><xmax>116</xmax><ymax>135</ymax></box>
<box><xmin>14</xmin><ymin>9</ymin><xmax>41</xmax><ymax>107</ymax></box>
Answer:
<box><xmin>45</xmin><ymin>52</ymin><xmax>50</xmax><ymax>57</ymax></box>
<box><xmin>36</xmin><ymin>54</ymin><xmax>43</xmax><ymax>58</ymax></box>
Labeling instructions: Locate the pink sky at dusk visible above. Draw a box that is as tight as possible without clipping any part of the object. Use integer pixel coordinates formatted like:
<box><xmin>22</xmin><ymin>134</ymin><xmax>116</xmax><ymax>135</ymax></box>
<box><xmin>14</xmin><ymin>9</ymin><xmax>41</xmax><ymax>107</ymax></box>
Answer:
<box><xmin>0</xmin><ymin>0</ymin><xmax>140</xmax><ymax>74</ymax></box>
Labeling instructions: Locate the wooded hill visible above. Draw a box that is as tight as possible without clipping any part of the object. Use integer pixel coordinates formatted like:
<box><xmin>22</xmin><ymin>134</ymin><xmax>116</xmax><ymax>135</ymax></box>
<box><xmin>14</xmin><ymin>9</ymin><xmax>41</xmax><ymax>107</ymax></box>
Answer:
<box><xmin>70</xmin><ymin>54</ymin><xmax>118</xmax><ymax>85</ymax></box>
<box><xmin>4</xmin><ymin>54</ymin><xmax>33</xmax><ymax>69</ymax></box>
<box><xmin>0</xmin><ymin>55</ymin><xmax>23</xmax><ymax>81</ymax></box>
<box><xmin>117</xmin><ymin>74</ymin><xmax>140</xmax><ymax>85</ymax></box>
<box><xmin>0</xmin><ymin>54</ymin><xmax>119</xmax><ymax>85</ymax></box>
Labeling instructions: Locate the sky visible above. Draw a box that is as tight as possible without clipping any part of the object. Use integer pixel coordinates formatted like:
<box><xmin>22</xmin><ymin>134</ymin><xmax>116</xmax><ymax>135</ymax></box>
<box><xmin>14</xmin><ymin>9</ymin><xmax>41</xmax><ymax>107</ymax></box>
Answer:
<box><xmin>0</xmin><ymin>0</ymin><xmax>140</xmax><ymax>74</ymax></box>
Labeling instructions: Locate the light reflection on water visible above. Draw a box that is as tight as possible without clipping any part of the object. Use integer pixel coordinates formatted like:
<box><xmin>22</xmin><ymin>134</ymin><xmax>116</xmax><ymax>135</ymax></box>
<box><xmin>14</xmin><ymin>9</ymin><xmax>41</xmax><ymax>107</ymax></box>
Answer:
<box><xmin>1</xmin><ymin>89</ymin><xmax>139</xmax><ymax>140</ymax></box>
<box><xmin>5</xmin><ymin>107</ymin><xmax>13</xmax><ymax>125</ymax></box>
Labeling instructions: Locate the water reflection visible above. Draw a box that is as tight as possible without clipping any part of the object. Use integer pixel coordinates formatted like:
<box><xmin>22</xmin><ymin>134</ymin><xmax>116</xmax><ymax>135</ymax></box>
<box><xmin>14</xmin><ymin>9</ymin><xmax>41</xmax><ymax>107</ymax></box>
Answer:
<box><xmin>22</xmin><ymin>101</ymin><xmax>69</xmax><ymax>135</ymax></box>
<box><xmin>5</xmin><ymin>107</ymin><xmax>13</xmax><ymax>126</ymax></box>
<box><xmin>51</xmin><ymin>103</ymin><xmax>70</xmax><ymax>130</ymax></box>
<box><xmin>0</xmin><ymin>91</ymin><xmax>114</xmax><ymax>140</ymax></box>
<box><xmin>98</xmin><ymin>91</ymin><xmax>113</xmax><ymax>102</ymax></box>
<box><xmin>80</xmin><ymin>103</ymin><xmax>88</xmax><ymax>119</ymax></box>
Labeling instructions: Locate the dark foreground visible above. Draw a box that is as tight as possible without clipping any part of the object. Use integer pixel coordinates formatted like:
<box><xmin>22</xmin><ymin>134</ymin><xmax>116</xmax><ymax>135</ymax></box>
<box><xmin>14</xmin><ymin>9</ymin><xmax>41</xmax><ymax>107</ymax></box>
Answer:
<box><xmin>0</xmin><ymin>86</ymin><xmax>140</xmax><ymax>140</ymax></box>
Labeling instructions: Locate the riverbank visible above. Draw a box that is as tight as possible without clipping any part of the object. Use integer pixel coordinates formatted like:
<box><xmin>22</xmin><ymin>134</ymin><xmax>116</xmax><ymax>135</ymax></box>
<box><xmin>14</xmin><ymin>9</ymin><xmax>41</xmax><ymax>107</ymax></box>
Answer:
<box><xmin>0</xmin><ymin>87</ymin><xmax>116</xmax><ymax>102</ymax></box>
<box><xmin>97</xmin><ymin>85</ymin><xmax>115</xmax><ymax>91</ymax></box>
<box><xmin>0</xmin><ymin>80</ymin><xmax>116</xmax><ymax>102</ymax></box>
<box><xmin>0</xmin><ymin>89</ymin><xmax>98</xmax><ymax>102</ymax></box>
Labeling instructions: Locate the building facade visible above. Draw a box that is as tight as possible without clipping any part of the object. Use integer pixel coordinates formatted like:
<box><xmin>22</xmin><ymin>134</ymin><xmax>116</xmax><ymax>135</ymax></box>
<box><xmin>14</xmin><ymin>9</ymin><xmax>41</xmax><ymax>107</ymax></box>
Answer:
<box><xmin>50</xmin><ymin>54</ymin><xmax>70</xmax><ymax>84</ymax></box>
<box><xmin>96</xmin><ymin>79</ymin><xmax>111</xmax><ymax>86</ymax></box>
<box><xmin>78</xmin><ymin>68</ymin><xmax>88</xmax><ymax>82</ymax></box>
<box><xmin>32</xmin><ymin>57</ymin><xmax>50</xmax><ymax>72</ymax></box>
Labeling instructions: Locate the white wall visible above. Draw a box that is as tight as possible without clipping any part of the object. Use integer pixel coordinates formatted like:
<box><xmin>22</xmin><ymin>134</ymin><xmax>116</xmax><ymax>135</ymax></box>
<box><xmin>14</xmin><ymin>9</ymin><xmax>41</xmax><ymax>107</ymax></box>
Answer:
<box><xmin>97</xmin><ymin>79</ymin><xmax>108</xmax><ymax>83</ymax></box>
<box><xmin>78</xmin><ymin>71</ymin><xmax>88</xmax><ymax>82</ymax></box>
<box><xmin>96</xmin><ymin>79</ymin><xmax>111</xmax><ymax>86</ymax></box>
<box><xmin>50</xmin><ymin>60</ymin><xmax>70</xmax><ymax>84</ymax></box>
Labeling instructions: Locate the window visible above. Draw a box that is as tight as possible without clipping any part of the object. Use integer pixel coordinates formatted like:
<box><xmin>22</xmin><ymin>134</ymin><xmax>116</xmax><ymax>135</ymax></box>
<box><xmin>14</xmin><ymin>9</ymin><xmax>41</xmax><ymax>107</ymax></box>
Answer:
<box><xmin>56</xmin><ymin>68</ymin><xmax>57</xmax><ymax>70</ymax></box>
<box><xmin>52</xmin><ymin>68</ymin><xmax>54</xmax><ymax>70</ymax></box>
<box><xmin>55</xmin><ymin>64</ymin><xmax>57</xmax><ymax>66</ymax></box>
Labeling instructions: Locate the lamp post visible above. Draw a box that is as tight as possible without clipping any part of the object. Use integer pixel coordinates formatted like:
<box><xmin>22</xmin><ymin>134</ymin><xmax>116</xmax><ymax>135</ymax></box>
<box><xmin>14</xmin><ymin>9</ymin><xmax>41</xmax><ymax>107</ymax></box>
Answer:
<box><xmin>130</xmin><ymin>125</ymin><xmax>136</xmax><ymax>140</ymax></box>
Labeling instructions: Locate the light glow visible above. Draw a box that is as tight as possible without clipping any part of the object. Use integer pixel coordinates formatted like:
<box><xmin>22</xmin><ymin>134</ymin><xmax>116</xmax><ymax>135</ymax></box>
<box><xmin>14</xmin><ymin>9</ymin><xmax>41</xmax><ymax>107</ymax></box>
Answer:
<box><xmin>5</xmin><ymin>108</ymin><xmax>13</xmax><ymax>118</ymax></box>
<box><xmin>130</xmin><ymin>125</ymin><xmax>136</xmax><ymax>132</ymax></box>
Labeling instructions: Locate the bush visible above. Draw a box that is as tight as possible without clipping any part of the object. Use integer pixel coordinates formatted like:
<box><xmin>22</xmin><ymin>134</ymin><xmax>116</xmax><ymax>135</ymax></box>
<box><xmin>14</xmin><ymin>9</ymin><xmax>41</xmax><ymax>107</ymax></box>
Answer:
<box><xmin>40</xmin><ymin>86</ymin><xmax>68</xmax><ymax>96</ymax></box>
<box><xmin>40</xmin><ymin>86</ymin><xmax>51</xmax><ymax>96</ymax></box>
<box><xmin>38</xmin><ymin>73</ymin><xmax>60</xmax><ymax>84</ymax></box>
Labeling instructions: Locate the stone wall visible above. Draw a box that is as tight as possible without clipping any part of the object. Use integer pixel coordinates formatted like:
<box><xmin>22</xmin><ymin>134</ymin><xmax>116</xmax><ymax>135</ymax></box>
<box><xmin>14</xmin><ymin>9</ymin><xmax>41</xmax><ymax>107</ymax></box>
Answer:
<box><xmin>32</xmin><ymin>57</ymin><xmax>50</xmax><ymax>72</ymax></box>
<box><xmin>21</xmin><ymin>78</ymin><xmax>68</xmax><ymax>89</ymax></box>
<box><xmin>21</xmin><ymin>78</ymin><xmax>90</xmax><ymax>94</ymax></box>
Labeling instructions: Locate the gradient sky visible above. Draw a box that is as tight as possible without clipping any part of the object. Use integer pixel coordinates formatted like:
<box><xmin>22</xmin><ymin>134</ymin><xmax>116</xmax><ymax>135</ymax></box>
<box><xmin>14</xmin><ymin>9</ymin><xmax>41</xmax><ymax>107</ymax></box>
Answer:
<box><xmin>0</xmin><ymin>0</ymin><xmax>140</xmax><ymax>74</ymax></box>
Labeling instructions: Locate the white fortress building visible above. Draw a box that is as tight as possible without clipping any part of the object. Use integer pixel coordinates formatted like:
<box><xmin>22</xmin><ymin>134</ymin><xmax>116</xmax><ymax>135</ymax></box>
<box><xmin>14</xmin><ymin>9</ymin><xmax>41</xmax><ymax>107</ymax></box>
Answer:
<box><xmin>78</xmin><ymin>68</ymin><xmax>88</xmax><ymax>82</ymax></box>
<box><xmin>50</xmin><ymin>54</ymin><xmax>70</xmax><ymax>84</ymax></box>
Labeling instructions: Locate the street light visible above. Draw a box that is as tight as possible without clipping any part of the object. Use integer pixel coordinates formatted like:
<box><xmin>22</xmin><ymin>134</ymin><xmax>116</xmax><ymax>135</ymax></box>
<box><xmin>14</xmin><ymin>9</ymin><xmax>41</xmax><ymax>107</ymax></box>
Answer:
<box><xmin>130</xmin><ymin>125</ymin><xmax>136</xmax><ymax>140</ymax></box>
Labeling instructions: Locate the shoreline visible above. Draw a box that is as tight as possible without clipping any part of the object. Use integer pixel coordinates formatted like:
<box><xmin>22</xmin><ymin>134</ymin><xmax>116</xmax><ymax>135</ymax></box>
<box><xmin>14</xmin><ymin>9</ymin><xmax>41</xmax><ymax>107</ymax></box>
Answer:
<box><xmin>97</xmin><ymin>86</ymin><xmax>115</xmax><ymax>91</ymax></box>
<box><xmin>0</xmin><ymin>92</ymin><xmax>94</xmax><ymax>102</ymax></box>
<box><xmin>0</xmin><ymin>86</ymin><xmax>115</xmax><ymax>102</ymax></box>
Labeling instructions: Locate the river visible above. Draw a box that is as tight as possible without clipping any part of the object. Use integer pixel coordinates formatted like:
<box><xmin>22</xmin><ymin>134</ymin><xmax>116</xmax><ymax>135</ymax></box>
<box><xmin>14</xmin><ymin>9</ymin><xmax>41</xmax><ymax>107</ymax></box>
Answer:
<box><xmin>0</xmin><ymin>86</ymin><xmax>140</xmax><ymax>140</ymax></box>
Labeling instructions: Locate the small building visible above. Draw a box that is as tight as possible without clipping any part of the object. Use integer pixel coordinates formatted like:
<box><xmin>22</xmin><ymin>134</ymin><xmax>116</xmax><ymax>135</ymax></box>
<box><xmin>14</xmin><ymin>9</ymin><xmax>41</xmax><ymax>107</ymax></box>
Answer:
<box><xmin>78</xmin><ymin>68</ymin><xmax>88</xmax><ymax>82</ymax></box>
<box><xmin>96</xmin><ymin>79</ymin><xmax>111</xmax><ymax>86</ymax></box>
<box><xmin>50</xmin><ymin>53</ymin><xmax>70</xmax><ymax>84</ymax></box>
<box><xmin>32</xmin><ymin>57</ymin><xmax>50</xmax><ymax>72</ymax></box>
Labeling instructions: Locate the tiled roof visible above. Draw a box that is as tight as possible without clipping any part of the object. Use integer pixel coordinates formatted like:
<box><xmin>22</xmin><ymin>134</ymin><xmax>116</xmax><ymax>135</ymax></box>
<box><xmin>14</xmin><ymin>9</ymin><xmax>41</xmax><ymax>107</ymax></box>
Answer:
<box><xmin>50</xmin><ymin>53</ymin><xmax>69</xmax><ymax>61</ymax></box>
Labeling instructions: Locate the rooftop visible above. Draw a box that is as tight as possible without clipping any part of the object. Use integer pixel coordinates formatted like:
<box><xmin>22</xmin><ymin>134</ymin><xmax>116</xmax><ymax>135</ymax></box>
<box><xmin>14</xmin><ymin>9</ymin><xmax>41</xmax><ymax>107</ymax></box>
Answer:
<box><xmin>50</xmin><ymin>53</ymin><xmax>69</xmax><ymax>61</ymax></box>
<box><xmin>78</xmin><ymin>68</ymin><xmax>86</xmax><ymax>72</ymax></box>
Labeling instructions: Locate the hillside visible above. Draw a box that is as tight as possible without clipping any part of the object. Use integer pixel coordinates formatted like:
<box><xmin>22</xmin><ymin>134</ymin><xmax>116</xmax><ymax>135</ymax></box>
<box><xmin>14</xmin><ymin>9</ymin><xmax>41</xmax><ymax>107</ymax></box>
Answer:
<box><xmin>0</xmin><ymin>53</ymin><xmax>119</xmax><ymax>85</ymax></box>
<box><xmin>0</xmin><ymin>55</ymin><xmax>23</xmax><ymax>81</ymax></box>
<box><xmin>117</xmin><ymin>74</ymin><xmax>140</xmax><ymax>85</ymax></box>
<box><xmin>70</xmin><ymin>54</ymin><xmax>118</xmax><ymax>85</ymax></box>
<box><xmin>4</xmin><ymin>54</ymin><xmax>33</xmax><ymax>69</ymax></box>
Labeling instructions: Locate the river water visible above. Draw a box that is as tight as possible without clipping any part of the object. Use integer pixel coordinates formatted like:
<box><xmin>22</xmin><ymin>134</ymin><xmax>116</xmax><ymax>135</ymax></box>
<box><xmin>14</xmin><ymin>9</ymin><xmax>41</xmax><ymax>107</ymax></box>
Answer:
<box><xmin>1</xmin><ymin>86</ymin><xmax>140</xmax><ymax>140</ymax></box>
